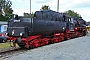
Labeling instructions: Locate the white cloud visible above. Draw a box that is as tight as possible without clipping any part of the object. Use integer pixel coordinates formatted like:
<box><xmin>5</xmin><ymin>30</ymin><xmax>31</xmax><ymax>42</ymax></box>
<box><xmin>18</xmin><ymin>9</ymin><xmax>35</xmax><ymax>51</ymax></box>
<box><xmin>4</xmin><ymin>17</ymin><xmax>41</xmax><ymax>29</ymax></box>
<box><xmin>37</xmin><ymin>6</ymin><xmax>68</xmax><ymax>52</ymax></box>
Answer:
<box><xmin>13</xmin><ymin>9</ymin><xmax>30</xmax><ymax>16</ymax></box>
<box><xmin>34</xmin><ymin>0</ymin><xmax>52</xmax><ymax>3</ymax></box>
<box><xmin>16</xmin><ymin>0</ymin><xmax>28</xmax><ymax>2</ymax></box>
<box><xmin>12</xmin><ymin>0</ymin><xmax>90</xmax><ymax>22</ymax></box>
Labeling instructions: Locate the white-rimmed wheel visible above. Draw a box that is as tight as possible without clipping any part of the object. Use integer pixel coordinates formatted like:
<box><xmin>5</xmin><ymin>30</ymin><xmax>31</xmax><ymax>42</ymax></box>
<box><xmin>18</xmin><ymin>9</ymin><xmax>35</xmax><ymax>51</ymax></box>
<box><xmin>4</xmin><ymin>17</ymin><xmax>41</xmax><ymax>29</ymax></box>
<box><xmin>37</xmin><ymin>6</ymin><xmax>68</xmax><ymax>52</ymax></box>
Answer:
<box><xmin>18</xmin><ymin>43</ymin><xmax>26</xmax><ymax>49</ymax></box>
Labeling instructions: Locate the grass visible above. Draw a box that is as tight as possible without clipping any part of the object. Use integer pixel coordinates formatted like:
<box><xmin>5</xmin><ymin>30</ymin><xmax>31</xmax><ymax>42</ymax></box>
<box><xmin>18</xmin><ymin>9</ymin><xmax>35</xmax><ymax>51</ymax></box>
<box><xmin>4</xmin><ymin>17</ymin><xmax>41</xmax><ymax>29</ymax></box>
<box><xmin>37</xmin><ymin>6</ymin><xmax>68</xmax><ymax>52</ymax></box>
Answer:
<box><xmin>0</xmin><ymin>43</ymin><xmax>10</xmax><ymax>49</ymax></box>
<box><xmin>0</xmin><ymin>42</ymin><xmax>19</xmax><ymax>49</ymax></box>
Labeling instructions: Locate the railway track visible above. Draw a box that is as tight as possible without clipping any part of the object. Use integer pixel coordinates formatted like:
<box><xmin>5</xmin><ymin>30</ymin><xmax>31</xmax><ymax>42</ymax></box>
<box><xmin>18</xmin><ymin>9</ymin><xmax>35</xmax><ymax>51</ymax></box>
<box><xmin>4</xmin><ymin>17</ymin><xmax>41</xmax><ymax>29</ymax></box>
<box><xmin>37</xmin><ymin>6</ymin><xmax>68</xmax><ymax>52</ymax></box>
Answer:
<box><xmin>0</xmin><ymin>47</ymin><xmax>28</xmax><ymax>59</ymax></box>
<box><xmin>0</xmin><ymin>47</ymin><xmax>20</xmax><ymax>54</ymax></box>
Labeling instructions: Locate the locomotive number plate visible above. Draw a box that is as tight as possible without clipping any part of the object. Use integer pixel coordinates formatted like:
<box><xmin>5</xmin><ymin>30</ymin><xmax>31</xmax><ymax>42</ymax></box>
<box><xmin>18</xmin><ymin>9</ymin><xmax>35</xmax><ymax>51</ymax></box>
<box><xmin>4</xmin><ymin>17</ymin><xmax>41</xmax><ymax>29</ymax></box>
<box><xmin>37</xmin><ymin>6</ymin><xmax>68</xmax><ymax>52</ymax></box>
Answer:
<box><xmin>14</xmin><ymin>20</ymin><xmax>20</xmax><ymax>22</ymax></box>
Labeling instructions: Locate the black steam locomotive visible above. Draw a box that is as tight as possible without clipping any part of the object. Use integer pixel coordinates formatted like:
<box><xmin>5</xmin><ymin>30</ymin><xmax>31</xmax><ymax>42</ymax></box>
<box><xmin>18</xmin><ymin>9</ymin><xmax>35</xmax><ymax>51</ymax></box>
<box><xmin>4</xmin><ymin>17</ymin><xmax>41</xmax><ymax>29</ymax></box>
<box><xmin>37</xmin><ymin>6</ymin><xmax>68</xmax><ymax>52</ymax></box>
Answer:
<box><xmin>7</xmin><ymin>10</ymin><xmax>87</xmax><ymax>48</ymax></box>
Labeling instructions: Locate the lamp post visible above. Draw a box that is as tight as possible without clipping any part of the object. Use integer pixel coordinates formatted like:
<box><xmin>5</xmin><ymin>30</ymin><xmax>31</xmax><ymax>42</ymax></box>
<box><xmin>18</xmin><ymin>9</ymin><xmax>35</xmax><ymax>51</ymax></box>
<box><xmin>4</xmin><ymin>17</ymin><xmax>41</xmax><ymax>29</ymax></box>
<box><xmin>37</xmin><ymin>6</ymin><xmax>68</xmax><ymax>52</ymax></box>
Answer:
<box><xmin>57</xmin><ymin>0</ymin><xmax>59</xmax><ymax>12</ymax></box>
<box><xmin>30</xmin><ymin>0</ymin><xmax>31</xmax><ymax>14</ymax></box>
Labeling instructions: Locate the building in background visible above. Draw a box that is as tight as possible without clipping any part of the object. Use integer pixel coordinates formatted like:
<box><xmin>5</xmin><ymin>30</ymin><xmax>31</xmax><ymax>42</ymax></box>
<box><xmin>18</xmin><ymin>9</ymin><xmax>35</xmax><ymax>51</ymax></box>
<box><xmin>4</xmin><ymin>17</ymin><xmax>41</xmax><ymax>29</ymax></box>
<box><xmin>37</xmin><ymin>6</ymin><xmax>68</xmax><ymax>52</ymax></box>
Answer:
<box><xmin>0</xmin><ymin>21</ymin><xmax>7</xmax><ymax>32</ymax></box>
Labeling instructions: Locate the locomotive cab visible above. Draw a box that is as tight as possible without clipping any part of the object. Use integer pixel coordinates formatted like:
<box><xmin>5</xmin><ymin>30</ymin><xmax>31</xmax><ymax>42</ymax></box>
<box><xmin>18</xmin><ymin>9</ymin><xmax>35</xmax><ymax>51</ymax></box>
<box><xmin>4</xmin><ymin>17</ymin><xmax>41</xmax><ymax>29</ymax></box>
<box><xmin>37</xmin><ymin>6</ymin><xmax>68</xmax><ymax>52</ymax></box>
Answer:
<box><xmin>65</xmin><ymin>16</ymin><xmax>75</xmax><ymax>31</ymax></box>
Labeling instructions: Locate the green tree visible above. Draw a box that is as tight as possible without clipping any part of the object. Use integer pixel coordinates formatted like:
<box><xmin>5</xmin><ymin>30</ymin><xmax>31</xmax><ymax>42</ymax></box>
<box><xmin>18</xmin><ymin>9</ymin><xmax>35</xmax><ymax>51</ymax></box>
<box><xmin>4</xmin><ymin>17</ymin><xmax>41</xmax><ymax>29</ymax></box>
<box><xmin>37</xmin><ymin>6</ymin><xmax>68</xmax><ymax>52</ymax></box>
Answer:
<box><xmin>65</xmin><ymin>10</ymin><xmax>82</xmax><ymax>18</ymax></box>
<box><xmin>0</xmin><ymin>0</ymin><xmax>13</xmax><ymax>21</ymax></box>
<box><xmin>40</xmin><ymin>5</ymin><xmax>50</xmax><ymax>10</ymax></box>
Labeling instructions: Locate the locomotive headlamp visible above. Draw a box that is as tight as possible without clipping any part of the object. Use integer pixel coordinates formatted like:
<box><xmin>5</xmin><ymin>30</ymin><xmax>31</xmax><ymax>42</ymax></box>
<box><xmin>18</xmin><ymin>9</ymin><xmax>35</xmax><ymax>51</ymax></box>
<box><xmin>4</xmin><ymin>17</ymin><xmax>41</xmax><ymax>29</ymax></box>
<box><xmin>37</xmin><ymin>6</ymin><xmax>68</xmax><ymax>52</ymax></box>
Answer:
<box><xmin>63</xmin><ymin>27</ymin><xmax>65</xmax><ymax>30</ymax></box>
<box><xmin>5</xmin><ymin>32</ymin><xmax>9</xmax><ymax>36</ymax></box>
<box><xmin>20</xmin><ymin>33</ymin><xmax>23</xmax><ymax>36</ymax></box>
<box><xmin>20</xmin><ymin>33</ymin><xmax>24</xmax><ymax>36</ymax></box>
<box><xmin>5</xmin><ymin>33</ymin><xmax>8</xmax><ymax>35</ymax></box>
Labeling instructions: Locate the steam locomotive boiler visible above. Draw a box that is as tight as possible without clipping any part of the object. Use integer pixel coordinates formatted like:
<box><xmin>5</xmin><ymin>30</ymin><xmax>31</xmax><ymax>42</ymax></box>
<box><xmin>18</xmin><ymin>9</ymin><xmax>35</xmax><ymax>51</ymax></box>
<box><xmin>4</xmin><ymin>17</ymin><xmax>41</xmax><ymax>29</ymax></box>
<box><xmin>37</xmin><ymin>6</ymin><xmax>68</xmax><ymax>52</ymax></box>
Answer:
<box><xmin>7</xmin><ymin>10</ymin><xmax>87</xmax><ymax>49</ymax></box>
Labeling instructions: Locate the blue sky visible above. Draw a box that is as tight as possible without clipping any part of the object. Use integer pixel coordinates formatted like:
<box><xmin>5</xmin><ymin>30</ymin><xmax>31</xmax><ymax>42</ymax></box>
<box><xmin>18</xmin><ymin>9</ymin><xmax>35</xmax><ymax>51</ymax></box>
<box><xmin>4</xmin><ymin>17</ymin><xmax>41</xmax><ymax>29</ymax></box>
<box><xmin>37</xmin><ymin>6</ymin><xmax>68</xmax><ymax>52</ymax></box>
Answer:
<box><xmin>11</xmin><ymin>0</ymin><xmax>90</xmax><ymax>22</ymax></box>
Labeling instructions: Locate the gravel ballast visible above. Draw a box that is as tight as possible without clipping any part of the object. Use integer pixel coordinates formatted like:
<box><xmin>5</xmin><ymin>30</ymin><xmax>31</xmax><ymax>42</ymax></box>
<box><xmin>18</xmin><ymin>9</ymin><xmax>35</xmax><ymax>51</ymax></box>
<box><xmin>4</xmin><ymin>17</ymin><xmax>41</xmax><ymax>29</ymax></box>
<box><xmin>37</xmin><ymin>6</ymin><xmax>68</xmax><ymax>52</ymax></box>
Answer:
<box><xmin>3</xmin><ymin>34</ymin><xmax>90</xmax><ymax>60</ymax></box>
